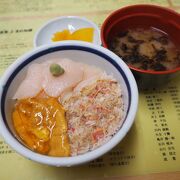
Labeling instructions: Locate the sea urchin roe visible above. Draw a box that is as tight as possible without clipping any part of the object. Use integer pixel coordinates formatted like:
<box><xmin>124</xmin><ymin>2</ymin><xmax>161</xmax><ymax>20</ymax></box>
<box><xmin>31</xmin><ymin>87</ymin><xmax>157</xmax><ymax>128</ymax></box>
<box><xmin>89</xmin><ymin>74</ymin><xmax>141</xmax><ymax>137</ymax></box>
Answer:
<box><xmin>12</xmin><ymin>96</ymin><xmax>70</xmax><ymax>156</ymax></box>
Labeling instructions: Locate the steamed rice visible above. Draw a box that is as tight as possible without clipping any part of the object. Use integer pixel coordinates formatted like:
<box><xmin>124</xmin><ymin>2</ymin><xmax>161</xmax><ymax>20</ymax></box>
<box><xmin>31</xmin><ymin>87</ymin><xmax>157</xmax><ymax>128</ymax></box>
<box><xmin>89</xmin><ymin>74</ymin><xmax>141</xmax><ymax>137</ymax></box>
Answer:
<box><xmin>62</xmin><ymin>75</ymin><xmax>124</xmax><ymax>156</ymax></box>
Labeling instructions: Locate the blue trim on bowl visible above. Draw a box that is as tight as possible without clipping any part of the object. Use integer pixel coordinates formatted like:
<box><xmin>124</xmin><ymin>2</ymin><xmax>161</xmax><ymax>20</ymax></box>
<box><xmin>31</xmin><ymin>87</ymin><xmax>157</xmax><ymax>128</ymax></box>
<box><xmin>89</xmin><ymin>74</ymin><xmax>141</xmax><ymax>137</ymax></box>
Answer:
<box><xmin>1</xmin><ymin>45</ymin><xmax>131</xmax><ymax>137</ymax></box>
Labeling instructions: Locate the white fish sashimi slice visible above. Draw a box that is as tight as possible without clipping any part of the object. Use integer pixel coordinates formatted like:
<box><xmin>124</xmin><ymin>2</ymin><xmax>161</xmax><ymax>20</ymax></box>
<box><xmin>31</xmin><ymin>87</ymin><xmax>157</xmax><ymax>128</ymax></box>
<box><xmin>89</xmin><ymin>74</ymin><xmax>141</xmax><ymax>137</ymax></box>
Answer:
<box><xmin>13</xmin><ymin>63</ymin><xmax>44</xmax><ymax>99</ymax></box>
<box><xmin>61</xmin><ymin>64</ymin><xmax>104</xmax><ymax>98</ymax></box>
<box><xmin>74</xmin><ymin>72</ymin><xmax>109</xmax><ymax>93</ymax></box>
<box><xmin>13</xmin><ymin>58</ymin><xmax>105</xmax><ymax>99</ymax></box>
<box><xmin>82</xmin><ymin>64</ymin><xmax>103</xmax><ymax>80</ymax></box>
<box><xmin>73</xmin><ymin>65</ymin><xmax>104</xmax><ymax>93</ymax></box>
<box><xmin>42</xmin><ymin>59</ymin><xmax>84</xmax><ymax>97</ymax></box>
<box><xmin>59</xmin><ymin>88</ymin><xmax>73</xmax><ymax>104</ymax></box>
<box><xmin>73</xmin><ymin>75</ymin><xmax>100</xmax><ymax>93</ymax></box>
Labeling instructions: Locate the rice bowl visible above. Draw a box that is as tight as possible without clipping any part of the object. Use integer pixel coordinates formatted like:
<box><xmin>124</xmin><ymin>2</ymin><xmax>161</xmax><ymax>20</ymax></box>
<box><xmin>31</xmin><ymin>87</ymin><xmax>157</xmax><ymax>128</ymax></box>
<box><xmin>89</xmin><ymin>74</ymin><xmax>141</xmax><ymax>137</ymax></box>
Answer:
<box><xmin>0</xmin><ymin>41</ymin><xmax>138</xmax><ymax>166</ymax></box>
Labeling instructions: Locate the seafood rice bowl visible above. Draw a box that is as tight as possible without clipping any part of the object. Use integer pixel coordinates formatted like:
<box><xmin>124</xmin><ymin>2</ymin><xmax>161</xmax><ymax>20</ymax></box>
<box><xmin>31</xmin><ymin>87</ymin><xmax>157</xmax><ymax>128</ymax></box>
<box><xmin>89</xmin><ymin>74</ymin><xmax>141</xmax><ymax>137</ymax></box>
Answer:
<box><xmin>0</xmin><ymin>41</ymin><xmax>138</xmax><ymax>166</ymax></box>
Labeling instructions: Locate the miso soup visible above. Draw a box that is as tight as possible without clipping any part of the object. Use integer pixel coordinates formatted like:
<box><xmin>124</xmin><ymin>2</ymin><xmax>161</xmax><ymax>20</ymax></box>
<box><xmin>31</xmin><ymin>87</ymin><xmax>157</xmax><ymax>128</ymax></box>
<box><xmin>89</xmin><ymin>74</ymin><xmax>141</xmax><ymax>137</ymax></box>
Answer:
<box><xmin>109</xmin><ymin>27</ymin><xmax>180</xmax><ymax>71</ymax></box>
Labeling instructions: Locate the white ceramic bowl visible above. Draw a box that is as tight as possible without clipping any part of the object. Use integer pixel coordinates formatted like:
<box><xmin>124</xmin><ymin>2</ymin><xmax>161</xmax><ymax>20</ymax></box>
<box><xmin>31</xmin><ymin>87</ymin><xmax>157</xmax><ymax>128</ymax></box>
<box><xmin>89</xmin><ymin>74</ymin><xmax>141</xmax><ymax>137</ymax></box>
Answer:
<box><xmin>34</xmin><ymin>16</ymin><xmax>101</xmax><ymax>47</ymax></box>
<box><xmin>0</xmin><ymin>41</ymin><xmax>138</xmax><ymax>167</ymax></box>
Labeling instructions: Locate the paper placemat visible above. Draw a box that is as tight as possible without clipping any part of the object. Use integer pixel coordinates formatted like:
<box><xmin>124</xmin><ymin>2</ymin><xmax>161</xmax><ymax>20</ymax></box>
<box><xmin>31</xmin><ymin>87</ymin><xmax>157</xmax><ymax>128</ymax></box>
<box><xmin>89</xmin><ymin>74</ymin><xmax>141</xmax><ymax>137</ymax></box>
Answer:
<box><xmin>0</xmin><ymin>0</ymin><xmax>180</xmax><ymax>179</ymax></box>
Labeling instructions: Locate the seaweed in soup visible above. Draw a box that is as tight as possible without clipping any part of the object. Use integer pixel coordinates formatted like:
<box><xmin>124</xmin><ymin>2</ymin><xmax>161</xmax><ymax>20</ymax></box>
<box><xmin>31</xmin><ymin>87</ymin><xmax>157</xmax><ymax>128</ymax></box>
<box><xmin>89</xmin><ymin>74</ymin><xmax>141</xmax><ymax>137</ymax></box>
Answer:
<box><xmin>109</xmin><ymin>27</ymin><xmax>180</xmax><ymax>71</ymax></box>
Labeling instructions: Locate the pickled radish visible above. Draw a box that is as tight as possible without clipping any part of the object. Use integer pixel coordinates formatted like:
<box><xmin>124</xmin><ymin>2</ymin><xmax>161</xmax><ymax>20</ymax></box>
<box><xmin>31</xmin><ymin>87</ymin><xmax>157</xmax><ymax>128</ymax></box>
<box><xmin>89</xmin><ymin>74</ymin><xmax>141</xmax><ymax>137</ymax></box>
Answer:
<box><xmin>51</xmin><ymin>28</ymin><xmax>94</xmax><ymax>42</ymax></box>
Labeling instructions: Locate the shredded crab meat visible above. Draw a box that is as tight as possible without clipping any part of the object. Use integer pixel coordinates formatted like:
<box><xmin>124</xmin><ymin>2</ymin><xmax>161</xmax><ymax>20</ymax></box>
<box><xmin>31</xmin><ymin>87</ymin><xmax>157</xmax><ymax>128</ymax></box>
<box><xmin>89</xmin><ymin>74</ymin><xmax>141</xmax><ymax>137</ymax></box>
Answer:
<box><xmin>62</xmin><ymin>76</ymin><xmax>124</xmax><ymax>156</ymax></box>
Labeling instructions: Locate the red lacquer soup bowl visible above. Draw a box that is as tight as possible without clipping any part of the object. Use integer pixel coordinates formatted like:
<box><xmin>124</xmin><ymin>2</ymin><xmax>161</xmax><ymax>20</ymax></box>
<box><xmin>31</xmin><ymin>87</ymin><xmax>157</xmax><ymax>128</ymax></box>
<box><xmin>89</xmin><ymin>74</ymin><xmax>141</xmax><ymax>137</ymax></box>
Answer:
<box><xmin>101</xmin><ymin>4</ymin><xmax>180</xmax><ymax>88</ymax></box>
